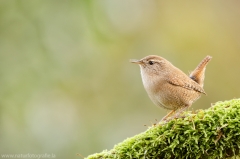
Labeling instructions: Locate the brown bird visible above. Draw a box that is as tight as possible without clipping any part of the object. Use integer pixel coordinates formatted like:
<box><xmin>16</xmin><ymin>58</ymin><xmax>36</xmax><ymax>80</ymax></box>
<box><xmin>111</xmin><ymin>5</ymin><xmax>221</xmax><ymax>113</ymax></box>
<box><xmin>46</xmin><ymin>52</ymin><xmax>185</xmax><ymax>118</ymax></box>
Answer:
<box><xmin>131</xmin><ymin>55</ymin><xmax>212</xmax><ymax>121</ymax></box>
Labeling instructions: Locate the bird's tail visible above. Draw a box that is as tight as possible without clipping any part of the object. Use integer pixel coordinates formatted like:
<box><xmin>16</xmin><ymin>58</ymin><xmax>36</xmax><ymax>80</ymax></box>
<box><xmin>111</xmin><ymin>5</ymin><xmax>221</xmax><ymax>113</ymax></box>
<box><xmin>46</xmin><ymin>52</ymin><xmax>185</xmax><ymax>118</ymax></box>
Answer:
<box><xmin>189</xmin><ymin>55</ymin><xmax>212</xmax><ymax>87</ymax></box>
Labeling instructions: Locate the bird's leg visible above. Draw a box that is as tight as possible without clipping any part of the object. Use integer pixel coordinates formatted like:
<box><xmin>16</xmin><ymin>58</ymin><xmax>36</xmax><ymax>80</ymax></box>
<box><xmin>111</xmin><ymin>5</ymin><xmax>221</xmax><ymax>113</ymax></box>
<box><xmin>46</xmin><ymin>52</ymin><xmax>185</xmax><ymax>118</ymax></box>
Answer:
<box><xmin>163</xmin><ymin>106</ymin><xmax>190</xmax><ymax>122</ymax></box>
<box><xmin>160</xmin><ymin>110</ymin><xmax>176</xmax><ymax>121</ymax></box>
<box><xmin>173</xmin><ymin>106</ymin><xmax>190</xmax><ymax>119</ymax></box>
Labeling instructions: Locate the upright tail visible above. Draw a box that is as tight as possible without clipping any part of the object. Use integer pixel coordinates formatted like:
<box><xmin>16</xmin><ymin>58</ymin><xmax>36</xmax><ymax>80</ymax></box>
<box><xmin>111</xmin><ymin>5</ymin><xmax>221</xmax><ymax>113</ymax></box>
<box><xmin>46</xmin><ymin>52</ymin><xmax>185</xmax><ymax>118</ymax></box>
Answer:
<box><xmin>189</xmin><ymin>55</ymin><xmax>212</xmax><ymax>87</ymax></box>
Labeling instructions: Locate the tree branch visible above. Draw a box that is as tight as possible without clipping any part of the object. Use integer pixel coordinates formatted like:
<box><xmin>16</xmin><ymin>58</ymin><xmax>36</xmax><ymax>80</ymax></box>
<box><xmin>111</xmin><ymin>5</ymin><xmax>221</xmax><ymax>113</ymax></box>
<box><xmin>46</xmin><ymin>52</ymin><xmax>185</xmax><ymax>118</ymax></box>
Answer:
<box><xmin>86</xmin><ymin>99</ymin><xmax>240</xmax><ymax>159</ymax></box>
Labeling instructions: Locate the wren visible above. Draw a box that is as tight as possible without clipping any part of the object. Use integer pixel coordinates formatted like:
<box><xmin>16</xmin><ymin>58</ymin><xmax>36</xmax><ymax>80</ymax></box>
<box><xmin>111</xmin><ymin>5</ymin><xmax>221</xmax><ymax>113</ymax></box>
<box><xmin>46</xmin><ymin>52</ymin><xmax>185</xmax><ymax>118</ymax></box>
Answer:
<box><xmin>131</xmin><ymin>55</ymin><xmax>212</xmax><ymax>121</ymax></box>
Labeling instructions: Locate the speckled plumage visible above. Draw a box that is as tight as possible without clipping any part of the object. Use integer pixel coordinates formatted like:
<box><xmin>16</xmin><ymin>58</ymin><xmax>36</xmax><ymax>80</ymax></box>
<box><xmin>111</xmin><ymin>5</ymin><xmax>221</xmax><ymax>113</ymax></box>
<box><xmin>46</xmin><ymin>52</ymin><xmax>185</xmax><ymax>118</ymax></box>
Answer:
<box><xmin>131</xmin><ymin>55</ymin><xmax>212</xmax><ymax>120</ymax></box>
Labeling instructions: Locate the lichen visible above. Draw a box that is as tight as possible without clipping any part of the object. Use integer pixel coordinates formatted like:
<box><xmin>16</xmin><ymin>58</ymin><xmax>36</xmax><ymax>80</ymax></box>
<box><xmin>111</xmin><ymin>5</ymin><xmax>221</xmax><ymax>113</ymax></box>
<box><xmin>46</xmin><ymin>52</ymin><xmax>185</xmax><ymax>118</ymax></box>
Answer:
<box><xmin>86</xmin><ymin>99</ymin><xmax>240</xmax><ymax>159</ymax></box>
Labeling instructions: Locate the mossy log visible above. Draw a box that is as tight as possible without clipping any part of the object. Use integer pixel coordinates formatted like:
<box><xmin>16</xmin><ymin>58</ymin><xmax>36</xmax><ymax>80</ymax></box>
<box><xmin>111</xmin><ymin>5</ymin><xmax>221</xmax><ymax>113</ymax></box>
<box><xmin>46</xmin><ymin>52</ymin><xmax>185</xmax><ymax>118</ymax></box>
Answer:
<box><xmin>86</xmin><ymin>99</ymin><xmax>240</xmax><ymax>159</ymax></box>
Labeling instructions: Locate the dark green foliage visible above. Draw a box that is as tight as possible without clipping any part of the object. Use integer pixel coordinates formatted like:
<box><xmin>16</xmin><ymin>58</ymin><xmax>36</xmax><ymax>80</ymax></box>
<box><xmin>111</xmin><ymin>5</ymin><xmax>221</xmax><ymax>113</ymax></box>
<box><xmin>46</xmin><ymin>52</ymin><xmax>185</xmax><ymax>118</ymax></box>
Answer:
<box><xmin>86</xmin><ymin>99</ymin><xmax>240</xmax><ymax>159</ymax></box>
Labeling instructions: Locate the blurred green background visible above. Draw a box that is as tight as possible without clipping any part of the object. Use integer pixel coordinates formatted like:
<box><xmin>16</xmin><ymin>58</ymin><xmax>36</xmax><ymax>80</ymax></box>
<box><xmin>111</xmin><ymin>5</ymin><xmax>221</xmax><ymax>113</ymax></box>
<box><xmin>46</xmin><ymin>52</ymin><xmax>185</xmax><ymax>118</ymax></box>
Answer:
<box><xmin>1</xmin><ymin>0</ymin><xmax>240</xmax><ymax>158</ymax></box>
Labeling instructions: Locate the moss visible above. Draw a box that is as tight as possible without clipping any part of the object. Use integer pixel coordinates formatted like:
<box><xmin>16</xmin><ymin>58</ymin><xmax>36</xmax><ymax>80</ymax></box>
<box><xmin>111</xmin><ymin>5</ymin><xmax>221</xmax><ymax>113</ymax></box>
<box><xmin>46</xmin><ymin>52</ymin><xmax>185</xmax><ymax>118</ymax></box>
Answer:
<box><xmin>86</xmin><ymin>99</ymin><xmax>240</xmax><ymax>159</ymax></box>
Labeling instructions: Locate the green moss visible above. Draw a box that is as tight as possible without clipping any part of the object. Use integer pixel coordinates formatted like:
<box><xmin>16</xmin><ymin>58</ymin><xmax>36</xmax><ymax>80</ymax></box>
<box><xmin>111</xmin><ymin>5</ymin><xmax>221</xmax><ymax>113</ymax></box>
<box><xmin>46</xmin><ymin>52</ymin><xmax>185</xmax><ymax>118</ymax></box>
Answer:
<box><xmin>86</xmin><ymin>99</ymin><xmax>240</xmax><ymax>159</ymax></box>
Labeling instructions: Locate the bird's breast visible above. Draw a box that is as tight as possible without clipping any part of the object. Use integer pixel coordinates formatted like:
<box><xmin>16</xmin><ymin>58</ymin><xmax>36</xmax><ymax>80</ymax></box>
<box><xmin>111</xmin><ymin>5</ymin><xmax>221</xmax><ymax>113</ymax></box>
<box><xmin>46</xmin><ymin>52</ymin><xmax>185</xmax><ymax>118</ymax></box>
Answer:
<box><xmin>140</xmin><ymin>71</ymin><xmax>168</xmax><ymax>108</ymax></box>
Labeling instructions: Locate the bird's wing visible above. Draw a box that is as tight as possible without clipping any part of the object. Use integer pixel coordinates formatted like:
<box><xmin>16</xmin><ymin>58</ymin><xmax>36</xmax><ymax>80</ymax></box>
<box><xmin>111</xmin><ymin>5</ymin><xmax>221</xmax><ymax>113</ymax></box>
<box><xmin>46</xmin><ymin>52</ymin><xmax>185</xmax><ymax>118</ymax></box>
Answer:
<box><xmin>167</xmin><ymin>75</ymin><xmax>206</xmax><ymax>94</ymax></box>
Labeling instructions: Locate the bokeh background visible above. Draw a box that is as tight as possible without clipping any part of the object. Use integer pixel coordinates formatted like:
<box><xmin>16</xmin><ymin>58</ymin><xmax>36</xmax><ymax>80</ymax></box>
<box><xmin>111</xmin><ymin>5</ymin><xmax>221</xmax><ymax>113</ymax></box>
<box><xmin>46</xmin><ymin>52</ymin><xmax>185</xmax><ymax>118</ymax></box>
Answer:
<box><xmin>1</xmin><ymin>0</ymin><xmax>240</xmax><ymax>158</ymax></box>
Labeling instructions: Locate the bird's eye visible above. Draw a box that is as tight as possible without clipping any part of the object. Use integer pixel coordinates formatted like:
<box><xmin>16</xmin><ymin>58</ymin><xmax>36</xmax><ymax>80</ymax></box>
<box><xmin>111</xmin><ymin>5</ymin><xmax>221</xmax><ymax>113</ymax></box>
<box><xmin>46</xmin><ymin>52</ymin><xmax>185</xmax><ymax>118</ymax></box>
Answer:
<box><xmin>149</xmin><ymin>61</ymin><xmax>154</xmax><ymax>65</ymax></box>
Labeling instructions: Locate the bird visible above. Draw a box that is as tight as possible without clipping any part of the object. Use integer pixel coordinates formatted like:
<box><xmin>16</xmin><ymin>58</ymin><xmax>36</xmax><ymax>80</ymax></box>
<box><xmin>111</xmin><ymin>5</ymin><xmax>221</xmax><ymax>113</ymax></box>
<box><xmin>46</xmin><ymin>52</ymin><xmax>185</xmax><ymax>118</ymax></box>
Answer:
<box><xmin>131</xmin><ymin>55</ymin><xmax>212</xmax><ymax>121</ymax></box>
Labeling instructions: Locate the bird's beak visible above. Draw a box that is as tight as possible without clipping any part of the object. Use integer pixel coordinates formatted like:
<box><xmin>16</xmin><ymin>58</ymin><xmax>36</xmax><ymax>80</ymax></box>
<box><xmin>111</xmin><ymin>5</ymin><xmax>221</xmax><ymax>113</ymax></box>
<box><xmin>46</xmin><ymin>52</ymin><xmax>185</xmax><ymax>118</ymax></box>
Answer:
<box><xmin>130</xmin><ymin>59</ymin><xmax>143</xmax><ymax>64</ymax></box>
